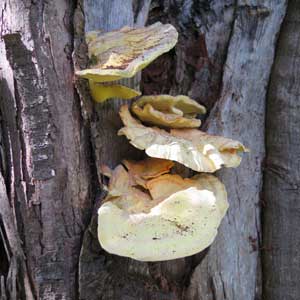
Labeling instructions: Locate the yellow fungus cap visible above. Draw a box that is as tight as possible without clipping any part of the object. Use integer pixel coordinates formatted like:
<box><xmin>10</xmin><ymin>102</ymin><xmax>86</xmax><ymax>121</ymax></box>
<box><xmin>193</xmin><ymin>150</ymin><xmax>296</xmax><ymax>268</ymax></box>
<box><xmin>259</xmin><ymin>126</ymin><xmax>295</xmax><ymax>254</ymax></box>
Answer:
<box><xmin>76</xmin><ymin>23</ymin><xmax>178</xmax><ymax>82</ymax></box>
<box><xmin>98</xmin><ymin>163</ymin><xmax>228</xmax><ymax>261</ymax></box>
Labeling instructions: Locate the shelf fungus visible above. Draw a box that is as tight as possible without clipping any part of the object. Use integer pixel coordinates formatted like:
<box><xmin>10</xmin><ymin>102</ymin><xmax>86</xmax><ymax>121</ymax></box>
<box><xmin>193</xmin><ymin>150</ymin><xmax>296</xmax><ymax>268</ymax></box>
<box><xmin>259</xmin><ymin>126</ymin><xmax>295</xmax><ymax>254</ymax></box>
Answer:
<box><xmin>132</xmin><ymin>95</ymin><xmax>206</xmax><ymax>128</ymax></box>
<box><xmin>75</xmin><ymin>22</ymin><xmax>178</xmax><ymax>102</ymax></box>
<box><xmin>98</xmin><ymin>159</ymin><xmax>228</xmax><ymax>261</ymax></box>
<box><xmin>118</xmin><ymin>105</ymin><xmax>249</xmax><ymax>173</ymax></box>
<box><xmin>123</xmin><ymin>157</ymin><xmax>174</xmax><ymax>188</ymax></box>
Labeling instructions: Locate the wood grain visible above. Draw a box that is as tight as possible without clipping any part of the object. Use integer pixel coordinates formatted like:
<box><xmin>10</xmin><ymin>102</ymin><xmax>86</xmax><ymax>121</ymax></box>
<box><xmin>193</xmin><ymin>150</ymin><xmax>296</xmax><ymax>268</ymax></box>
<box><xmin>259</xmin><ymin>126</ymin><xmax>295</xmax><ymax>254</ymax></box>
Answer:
<box><xmin>186</xmin><ymin>2</ymin><xmax>287</xmax><ymax>298</ymax></box>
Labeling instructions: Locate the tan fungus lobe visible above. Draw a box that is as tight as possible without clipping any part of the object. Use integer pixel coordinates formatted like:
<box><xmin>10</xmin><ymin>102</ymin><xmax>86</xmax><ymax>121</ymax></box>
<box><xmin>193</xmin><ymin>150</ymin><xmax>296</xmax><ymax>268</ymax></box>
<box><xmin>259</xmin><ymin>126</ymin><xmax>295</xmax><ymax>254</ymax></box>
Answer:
<box><xmin>118</xmin><ymin>105</ymin><xmax>249</xmax><ymax>173</ymax></box>
<box><xmin>132</xmin><ymin>95</ymin><xmax>206</xmax><ymax>128</ymax></box>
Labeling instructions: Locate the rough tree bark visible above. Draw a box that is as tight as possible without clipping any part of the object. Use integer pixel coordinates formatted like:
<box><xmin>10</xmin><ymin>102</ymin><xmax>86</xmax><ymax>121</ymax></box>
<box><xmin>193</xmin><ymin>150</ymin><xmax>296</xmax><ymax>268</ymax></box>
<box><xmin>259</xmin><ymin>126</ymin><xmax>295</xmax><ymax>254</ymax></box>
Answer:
<box><xmin>0</xmin><ymin>1</ymin><xmax>92</xmax><ymax>299</ymax></box>
<box><xmin>0</xmin><ymin>0</ymin><xmax>290</xmax><ymax>300</ymax></box>
<box><xmin>263</xmin><ymin>1</ymin><xmax>300</xmax><ymax>299</ymax></box>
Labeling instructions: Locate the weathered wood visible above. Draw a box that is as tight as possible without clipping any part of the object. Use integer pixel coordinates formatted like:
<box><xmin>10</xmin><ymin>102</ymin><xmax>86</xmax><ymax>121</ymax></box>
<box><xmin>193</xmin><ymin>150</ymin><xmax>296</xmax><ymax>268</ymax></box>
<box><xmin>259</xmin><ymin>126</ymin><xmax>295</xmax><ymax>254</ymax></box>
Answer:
<box><xmin>185</xmin><ymin>2</ymin><xmax>287</xmax><ymax>300</ymax></box>
<box><xmin>0</xmin><ymin>172</ymin><xmax>34</xmax><ymax>299</ymax></box>
<box><xmin>263</xmin><ymin>1</ymin><xmax>300</xmax><ymax>299</ymax></box>
<box><xmin>0</xmin><ymin>1</ymin><xmax>92</xmax><ymax>299</ymax></box>
<box><xmin>142</xmin><ymin>0</ymin><xmax>236</xmax><ymax>112</ymax></box>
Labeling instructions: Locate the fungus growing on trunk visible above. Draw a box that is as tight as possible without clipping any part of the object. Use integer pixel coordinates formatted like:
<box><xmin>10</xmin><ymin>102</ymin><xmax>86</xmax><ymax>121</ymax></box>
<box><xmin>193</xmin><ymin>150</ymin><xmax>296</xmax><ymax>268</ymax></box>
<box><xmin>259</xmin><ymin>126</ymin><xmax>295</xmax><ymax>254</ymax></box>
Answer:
<box><xmin>91</xmin><ymin>23</ymin><xmax>249</xmax><ymax>263</ymax></box>
<box><xmin>132</xmin><ymin>95</ymin><xmax>206</xmax><ymax>128</ymax></box>
<box><xmin>118</xmin><ymin>105</ymin><xmax>249</xmax><ymax>173</ymax></box>
<box><xmin>75</xmin><ymin>22</ymin><xmax>178</xmax><ymax>102</ymax></box>
<box><xmin>98</xmin><ymin>161</ymin><xmax>228</xmax><ymax>261</ymax></box>
<box><xmin>122</xmin><ymin>157</ymin><xmax>174</xmax><ymax>188</ymax></box>
<box><xmin>89</xmin><ymin>81</ymin><xmax>141</xmax><ymax>103</ymax></box>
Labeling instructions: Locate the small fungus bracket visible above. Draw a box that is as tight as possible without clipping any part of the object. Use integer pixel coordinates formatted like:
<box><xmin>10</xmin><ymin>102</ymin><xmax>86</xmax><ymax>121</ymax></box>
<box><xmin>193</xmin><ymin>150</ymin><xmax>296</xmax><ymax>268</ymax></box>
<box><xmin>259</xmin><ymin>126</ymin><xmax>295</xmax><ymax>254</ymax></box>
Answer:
<box><xmin>75</xmin><ymin>22</ymin><xmax>178</xmax><ymax>102</ymax></box>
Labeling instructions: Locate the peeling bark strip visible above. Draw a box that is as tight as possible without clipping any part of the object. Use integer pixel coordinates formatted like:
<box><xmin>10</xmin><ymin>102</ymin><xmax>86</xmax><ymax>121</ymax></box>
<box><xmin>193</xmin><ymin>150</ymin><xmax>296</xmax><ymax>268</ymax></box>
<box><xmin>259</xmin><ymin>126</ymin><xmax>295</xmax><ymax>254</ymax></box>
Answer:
<box><xmin>0</xmin><ymin>1</ymin><xmax>92</xmax><ymax>299</ymax></box>
<box><xmin>263</xmin><ymin>1</ymin><xmax>300</xmax><ymax>299</ymax></box>
<box><xmin>4</xmin><ymin>33</ymin><xmax>54</xmax><ymax>181</ymax></box>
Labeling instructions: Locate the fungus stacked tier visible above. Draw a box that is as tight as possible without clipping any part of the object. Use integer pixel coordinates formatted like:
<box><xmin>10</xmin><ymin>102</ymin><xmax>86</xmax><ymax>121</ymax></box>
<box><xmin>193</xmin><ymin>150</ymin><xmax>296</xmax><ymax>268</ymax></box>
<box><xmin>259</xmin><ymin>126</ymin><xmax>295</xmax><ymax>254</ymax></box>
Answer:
<box><xmin>75</xmin><ymin>23</ymin><xmax>249</xmax><ymax>262</ymax></box>
<box><xmin>76</xmin><ymin>23</ymin><xmax>178</xmax><ymax>102</ymax></box>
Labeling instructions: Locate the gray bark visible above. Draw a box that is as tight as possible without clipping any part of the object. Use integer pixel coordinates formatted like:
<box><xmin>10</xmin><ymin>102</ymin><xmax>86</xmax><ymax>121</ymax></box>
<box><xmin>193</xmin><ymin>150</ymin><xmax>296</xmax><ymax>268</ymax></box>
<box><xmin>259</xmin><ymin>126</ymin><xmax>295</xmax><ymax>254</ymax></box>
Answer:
<box><xmin>186</xmin><ymin>2</ymin><xmax>287</xmax><ymax>300</ymax></box>
<box><xmin>263</xmin><ymin>1</ymin><xmax>300</xmax><ymax>299</ymax></box>
<box><xmin>0</xmin><ymin>0</ymin><xmax>290</xmax><ymax>299</ymax></box>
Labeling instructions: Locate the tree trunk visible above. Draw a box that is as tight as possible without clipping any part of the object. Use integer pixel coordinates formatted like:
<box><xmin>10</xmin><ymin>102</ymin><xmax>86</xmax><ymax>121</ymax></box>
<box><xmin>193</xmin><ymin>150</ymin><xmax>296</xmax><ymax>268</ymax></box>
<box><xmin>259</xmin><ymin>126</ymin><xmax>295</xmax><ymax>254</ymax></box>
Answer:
<box><xmin>0</xmin><ymin>1</ymin><xmax>289</xmax><ymax>300</ymax></box>
<box><xmin>0</xmin><ymin>1</ymin><xmax>92</xmax><ymax>299</ymax></box>
<box><xmin>263</xmin><ymin>1</ymin><xmax>300</xmax><ymax>299</ymax></box>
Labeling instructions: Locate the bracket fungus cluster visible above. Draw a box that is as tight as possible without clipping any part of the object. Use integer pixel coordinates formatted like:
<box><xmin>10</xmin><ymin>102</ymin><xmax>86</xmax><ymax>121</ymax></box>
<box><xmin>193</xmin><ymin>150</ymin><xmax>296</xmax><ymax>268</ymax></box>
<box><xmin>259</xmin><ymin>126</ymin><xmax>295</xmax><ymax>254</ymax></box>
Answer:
<box><xmin>76</xmin><ymin>23</ymin><xmax>249</xmax><ymax>261</ymax></box>
<box><xmin>98</xmin><ymin>103</ymin><xmax>248</xmax><ymax>262</ymax></box>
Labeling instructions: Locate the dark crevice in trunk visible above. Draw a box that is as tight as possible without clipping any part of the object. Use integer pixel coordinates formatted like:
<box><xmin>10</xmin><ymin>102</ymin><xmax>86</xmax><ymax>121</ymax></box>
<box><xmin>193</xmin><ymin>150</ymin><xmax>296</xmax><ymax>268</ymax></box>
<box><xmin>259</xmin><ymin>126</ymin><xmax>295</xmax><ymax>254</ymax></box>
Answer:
<box><xmin>0</xmin><ymin>96</ymin><xmax>11</xmax><ymax>201</ymax></box>
<box><xmin>0</xmin><ymin>219</ymin><xmax>9</xmax><ymax>278</ymax></box>
<box><xmin>204</xmin><ymin>0</ymin><xmax>238</xmax><ymax>128</ymax></box>
<box><xmin>71</xmin><ymin>1</ymin><xmax>100</xmax><ymax>299</ymax></box>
